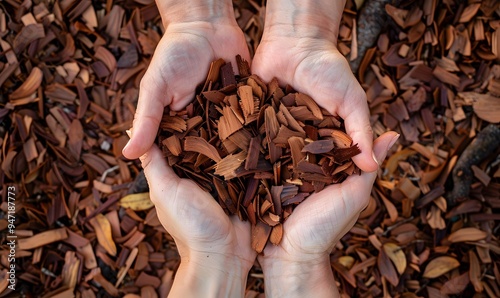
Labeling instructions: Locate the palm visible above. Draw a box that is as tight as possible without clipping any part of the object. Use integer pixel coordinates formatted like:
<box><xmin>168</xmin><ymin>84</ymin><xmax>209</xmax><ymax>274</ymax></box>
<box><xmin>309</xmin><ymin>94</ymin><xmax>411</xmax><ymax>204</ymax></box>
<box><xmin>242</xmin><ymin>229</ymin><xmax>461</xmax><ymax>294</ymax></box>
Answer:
<box><xmin>148</xmin><ymin>23</ymin><xmax>250</xmax><ymax>110</ymax></box>
<box><xmin>260</xmin><ymin>172</ymin><xmax>372</xmax><ymax>263</ymax></box>
<box><xmin>152</xmin><ymin>178</ymin><xmax>254</xmax><ymax>263</ymax></box>
<box><xmin>253</xmin><ymin>39</ymin><xmax>356</xmax><ymax>109</ymax></box>
<box><xmin>124</xmin><ymin>22</ymin><xmax>250</xmax><ymax>159</ymax></box>
<box><xmin>253</xmin><ymin>36</ymin><xmax>378</xmax><ymax>262</ymax></box>
<box><xmin>252</xmin><ymin>38</ymin><xmax>377</xmax><ymax>172</ymax></box>
<box><xmin>258</xmin><ymin>133</ymin><xmax>397</xmax><ymax>271</ymax></box>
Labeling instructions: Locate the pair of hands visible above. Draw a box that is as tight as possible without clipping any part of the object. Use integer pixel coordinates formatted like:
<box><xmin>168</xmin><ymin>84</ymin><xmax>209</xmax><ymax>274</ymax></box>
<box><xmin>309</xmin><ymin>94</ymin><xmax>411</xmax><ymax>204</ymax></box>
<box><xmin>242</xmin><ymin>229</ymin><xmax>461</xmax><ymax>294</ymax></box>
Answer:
<box><xmin>122</xmin><ymin>1</ymin><xmax>398</xmax><ymax>296</ymax></box>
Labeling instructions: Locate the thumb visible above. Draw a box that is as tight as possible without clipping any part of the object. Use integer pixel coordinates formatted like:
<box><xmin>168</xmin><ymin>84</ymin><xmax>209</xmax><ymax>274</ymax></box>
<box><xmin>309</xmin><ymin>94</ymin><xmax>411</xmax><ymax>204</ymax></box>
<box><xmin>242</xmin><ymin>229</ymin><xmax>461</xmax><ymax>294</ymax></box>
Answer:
<box><xmin>333</xmin><ymin>132</ymin><xmax>399</xmax><ymax>242</ymax></box>
<box><xmin>373</xmin><ymin>131</ymin><xmax>400</xmax><ymax>166</ymax></box>
<box><xmin>123</xmin><ymin>71</ymin><xmax>171</xmax><ymax>160</ymax></box>
<box><xmin>337</xmin><ymin>131</ymin><xmax>400</xmax><ymax>214</ymax></box>
<box><xmin>339</xmin><ymin>82</ymin><xmax>378</xmax><ymax>173</ymax></box>
<box><xmin>139</xmin><ymin>143</ymin><xmax>179</xmax><ymax>203</ymax></box>
<box><xmin>353</xmin><ymin>131</ymin><xmax>400</xmax><ymax>188</ymax></box>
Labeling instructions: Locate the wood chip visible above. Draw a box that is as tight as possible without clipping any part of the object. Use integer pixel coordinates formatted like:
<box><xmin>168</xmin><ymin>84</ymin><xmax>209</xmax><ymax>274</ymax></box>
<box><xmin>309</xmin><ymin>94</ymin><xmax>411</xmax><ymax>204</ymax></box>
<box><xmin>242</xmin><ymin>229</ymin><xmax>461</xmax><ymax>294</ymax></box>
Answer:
<box><xmin>18</xmin><ymin>228</ymin><xmax>68</xmax><ymax>250</ymax></box>
<box><xmin>157</xmin><ymin>57</ymin><xmax>360</xmax><ymax>250</ymax></box>
<box><xmin>251</xmin><ymin>222</ymin><xmax>272</xmax><ymax>253</ymax></box>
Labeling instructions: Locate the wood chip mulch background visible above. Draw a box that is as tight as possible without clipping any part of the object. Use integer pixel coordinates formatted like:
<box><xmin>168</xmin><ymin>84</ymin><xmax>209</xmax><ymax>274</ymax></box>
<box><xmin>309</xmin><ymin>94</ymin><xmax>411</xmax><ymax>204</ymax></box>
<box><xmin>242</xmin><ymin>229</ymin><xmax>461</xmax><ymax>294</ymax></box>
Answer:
<box><xmin>0</xmin><ymin>0</ymin><xmax>499</xmax><ymax>297</ymax></box>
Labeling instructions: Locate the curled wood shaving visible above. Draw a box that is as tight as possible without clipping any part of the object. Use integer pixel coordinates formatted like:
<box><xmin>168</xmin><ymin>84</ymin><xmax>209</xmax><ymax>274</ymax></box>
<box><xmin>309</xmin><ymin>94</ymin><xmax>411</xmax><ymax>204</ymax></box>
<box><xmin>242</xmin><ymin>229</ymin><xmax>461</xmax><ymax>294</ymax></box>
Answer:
<box><xmin>184</xmin><ymin>136</ymin><xmax>222</xmax><ymax>162</ymax></box>
<box><xmin>9</xmin><ymin>66</ymin><xmax>43</xmax><ymax>100</ymax></box>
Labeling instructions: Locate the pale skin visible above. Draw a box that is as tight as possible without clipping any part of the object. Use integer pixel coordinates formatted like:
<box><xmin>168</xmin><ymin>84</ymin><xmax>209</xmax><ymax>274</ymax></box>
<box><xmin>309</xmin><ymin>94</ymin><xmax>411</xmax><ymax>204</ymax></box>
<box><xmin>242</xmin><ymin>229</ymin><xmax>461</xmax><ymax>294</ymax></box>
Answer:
<box><xmin>123</xmin><ymin>0</ymin><xmax>398</xmax><ymax>297</ymax></box>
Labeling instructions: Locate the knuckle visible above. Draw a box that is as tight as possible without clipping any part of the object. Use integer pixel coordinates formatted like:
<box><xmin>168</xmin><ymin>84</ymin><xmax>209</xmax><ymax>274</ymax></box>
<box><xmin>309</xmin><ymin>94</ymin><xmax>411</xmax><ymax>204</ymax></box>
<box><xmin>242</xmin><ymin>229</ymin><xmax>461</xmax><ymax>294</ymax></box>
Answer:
<box><xmin>364</xmin><ymin>122</ymin><xmax>374</xmax><ymax>136</ymax></box>
<box><xmin>139</xmin><ymin>152</ymin><xmax>153</xmax><ymax>170</ymax></box>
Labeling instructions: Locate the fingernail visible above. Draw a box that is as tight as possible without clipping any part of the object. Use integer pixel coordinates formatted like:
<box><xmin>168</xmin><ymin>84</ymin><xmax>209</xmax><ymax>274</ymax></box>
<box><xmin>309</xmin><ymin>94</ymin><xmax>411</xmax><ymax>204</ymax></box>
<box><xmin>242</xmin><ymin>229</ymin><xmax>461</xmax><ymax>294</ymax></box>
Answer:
<box><xmin>388</xmin><ymin>134</ymin><xmax>400</xmax><ymax>150</ymax></box>
<box><xmin>372</xmin><ymin>151</ymin><xmax>379</xmax><ymax>166</ymax></box>
<box><xmin>122</xmin><ymin>141</ymin><xmax>131</xmax><ymax>155</ymax></box>
<box><xmin>123</xmin><ymin>129</ymin><xmax>132</xmax><ymax>155</ymax></box>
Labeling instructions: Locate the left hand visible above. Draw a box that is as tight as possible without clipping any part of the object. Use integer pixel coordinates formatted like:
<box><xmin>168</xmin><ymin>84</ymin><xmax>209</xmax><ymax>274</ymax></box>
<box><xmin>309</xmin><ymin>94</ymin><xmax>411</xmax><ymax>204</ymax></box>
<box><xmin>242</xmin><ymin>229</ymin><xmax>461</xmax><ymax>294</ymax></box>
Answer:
<box><xmin>122</xmin><ymin>1</ymin><xmax>250</xmax><ymax>160</ymax></box>
<box><xmin>140</xmin><ymin>144</ymin><xmax>257</xmax><ymax>297</ymax></box>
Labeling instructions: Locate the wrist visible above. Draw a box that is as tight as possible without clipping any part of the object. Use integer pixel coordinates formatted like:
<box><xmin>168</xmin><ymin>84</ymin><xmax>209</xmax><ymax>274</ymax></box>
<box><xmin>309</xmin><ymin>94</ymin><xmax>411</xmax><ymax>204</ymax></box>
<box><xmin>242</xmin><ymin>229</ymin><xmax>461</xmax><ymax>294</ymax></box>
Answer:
<box><xmin>156</xmin><ymin>0</ymin><xmax>235</xmax><ymax>27</ymax></box>
<box><xmin>259</xmin><ymin>254</ymin><xmax>339</xmax><ymax>298</ymax></box>
<box><xmin>169</xmin><ymin>252</ymin><xmax>249</xmax><ymax>297</ymax></box>
<box><xmin>264</xmin><ymin>0</ymin><xmax>346</xmax><ymax>43</ymax></box>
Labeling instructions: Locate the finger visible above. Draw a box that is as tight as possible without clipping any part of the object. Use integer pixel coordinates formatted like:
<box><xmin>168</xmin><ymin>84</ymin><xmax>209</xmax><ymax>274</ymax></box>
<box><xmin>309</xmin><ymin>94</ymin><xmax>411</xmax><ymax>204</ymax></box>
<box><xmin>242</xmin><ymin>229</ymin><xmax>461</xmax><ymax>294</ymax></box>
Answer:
<box><xmin>139</xmin><ymin>143</ymin><xmax>180</xmax><ymax>203</ymax></box>
<box><xmin>338</xmin><ymin>82</ymin><xmax>378</xmax><ymax>173</ymax></box>
<box><xmin>122</xmin><ymin>71</ymin><xmax>172</xmax><ymax>160</ymax></box>
<box><xmin>291</xmin><ymin>132</ymin><xmax>399</xmax><ymax>234</ymax></box>
<box><xmin>334</xmin><ymin>131</ymin><xmax>399</xmax><ymax>215</ymax></box>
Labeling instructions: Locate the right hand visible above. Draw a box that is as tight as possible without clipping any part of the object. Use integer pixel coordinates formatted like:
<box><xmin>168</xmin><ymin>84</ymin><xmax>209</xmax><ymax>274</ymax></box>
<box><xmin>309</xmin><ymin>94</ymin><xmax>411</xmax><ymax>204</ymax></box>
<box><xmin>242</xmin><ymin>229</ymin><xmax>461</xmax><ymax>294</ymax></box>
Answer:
<box><xmin>123</xmin><ymin>16</ymin><xmax>250</xmax><ymax>159</ymax></box>
<box><xmin>258</xmin><ymin>132</ymin><xmax>399</xmax><ymax>298</ymax></box>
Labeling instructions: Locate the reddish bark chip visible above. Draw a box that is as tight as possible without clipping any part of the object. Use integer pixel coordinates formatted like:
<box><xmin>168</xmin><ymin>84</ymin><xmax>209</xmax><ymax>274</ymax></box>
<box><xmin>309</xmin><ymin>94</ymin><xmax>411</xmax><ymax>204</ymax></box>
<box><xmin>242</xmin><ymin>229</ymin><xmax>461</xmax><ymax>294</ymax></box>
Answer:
<box><xmin>158</xmin><ymin>57</ymin><xmax>361</xmax><ymax>251</ymax></box>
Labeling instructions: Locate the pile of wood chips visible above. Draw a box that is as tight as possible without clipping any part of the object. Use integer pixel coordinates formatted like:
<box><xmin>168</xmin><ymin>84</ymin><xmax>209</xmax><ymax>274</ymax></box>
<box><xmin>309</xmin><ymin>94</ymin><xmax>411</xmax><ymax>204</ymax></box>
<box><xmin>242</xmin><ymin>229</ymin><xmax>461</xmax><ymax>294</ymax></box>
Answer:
<box><xmin>158</xmin><ymin>56</ymin><xmax>361</xmax><ymax>253</ymax></box>
<box><xmin>0</xmin><ymin>0</ymin><xmax>499</xmax><ymax>297</ymax></box>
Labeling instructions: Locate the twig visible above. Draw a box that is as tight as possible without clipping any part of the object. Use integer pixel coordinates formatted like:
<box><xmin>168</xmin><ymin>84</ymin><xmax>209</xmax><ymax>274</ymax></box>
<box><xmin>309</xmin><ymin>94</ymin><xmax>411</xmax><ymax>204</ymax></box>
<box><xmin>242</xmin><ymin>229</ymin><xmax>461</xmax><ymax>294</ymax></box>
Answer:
<box><xmin>350</xmin><ymin>0</ymin><xmax>402</xmax><ymax>73</ymax></box>
<box><xmin>446</xmin><ymin>124</ymin><xmax>500</xmax><ymax>207</ymax></box>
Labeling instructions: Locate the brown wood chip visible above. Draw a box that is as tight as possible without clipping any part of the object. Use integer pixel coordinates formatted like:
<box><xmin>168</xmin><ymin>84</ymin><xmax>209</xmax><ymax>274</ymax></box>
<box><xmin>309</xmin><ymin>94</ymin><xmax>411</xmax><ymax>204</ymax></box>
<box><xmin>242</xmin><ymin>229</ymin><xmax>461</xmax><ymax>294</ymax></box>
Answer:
<box><xmin>158</xmin><ymin>57</ymin><xmax>360</xmax><ymax>250</ymax></box>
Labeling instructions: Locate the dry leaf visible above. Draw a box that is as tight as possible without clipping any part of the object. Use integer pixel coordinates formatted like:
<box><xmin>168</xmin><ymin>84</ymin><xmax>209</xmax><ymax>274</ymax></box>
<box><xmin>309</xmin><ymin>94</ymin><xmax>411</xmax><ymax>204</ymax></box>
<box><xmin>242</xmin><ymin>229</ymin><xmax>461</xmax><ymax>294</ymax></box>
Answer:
<box><xmin>379</xmin><ymin>191</ymin><xmax>398</xmax><ymax>223</ymax></box>
<box><xmin>469</xmin><ymin>250</ymin><xmax>483</xmax><ymax>292</ymax></box>
<box><xmin>383</xmin><ymin>243</ymin><xmax>407</xmax><ymax>275</ymax></box>
<box><xmin>448</xmin><ymin>227</ymin><xmax>487</xmax><ymax>243</ymax></box>
<box><xmin>423</xmin><ymin>256</ymin><xmax>460</xmax><ymax>279</ymax></box>
<box><xmin>338</xmin><ymin>256</ymin><xmax>355</xmax><ymax>269</ymax></box>
<box><xmin>378</xmin><ymin>249</ymin><xmax>399</xmax><ymax>286</ymax></box>
<box><xmin>89</xmin><ymin>214</ymin><xmax>117</xmax><ymax>256</ymax></box>
<box><xmin>440</xmin><ymin>272</ymin><xmax>470</xmax><ymax>295</ymax></box>
<box><xmin>120</xmin><ymin>193</ymin><xmax>154</xmax><ymax>211</ymax></box>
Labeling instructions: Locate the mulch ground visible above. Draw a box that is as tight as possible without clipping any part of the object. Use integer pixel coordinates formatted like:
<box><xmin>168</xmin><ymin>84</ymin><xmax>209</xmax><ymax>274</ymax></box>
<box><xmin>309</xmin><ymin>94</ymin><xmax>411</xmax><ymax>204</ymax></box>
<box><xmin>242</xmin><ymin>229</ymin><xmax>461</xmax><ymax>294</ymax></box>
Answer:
<box><xmin>0</xmin><ymin>0</ymin><xmax>499</xmax><ymax>297</ymax></box>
